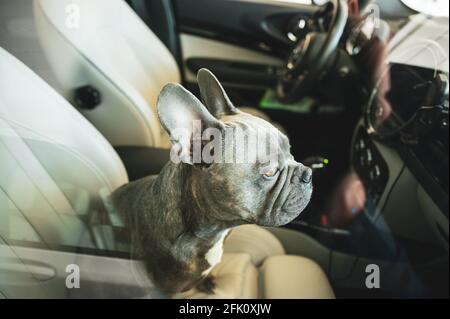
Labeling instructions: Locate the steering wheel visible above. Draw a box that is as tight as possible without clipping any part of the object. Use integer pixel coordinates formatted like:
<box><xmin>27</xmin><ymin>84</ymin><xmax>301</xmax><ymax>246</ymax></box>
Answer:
<box><xmin>276</xmin><ymin>0</ymin><xmax>349</xmax><ymax>103</ymax></box>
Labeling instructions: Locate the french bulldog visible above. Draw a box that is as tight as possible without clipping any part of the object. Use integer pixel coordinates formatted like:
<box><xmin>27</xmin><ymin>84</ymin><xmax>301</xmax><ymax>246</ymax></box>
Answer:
<box><xmin>111</xmin><ymin>69</ymin><xmax>313</xmax><ymax>295</ymax></box>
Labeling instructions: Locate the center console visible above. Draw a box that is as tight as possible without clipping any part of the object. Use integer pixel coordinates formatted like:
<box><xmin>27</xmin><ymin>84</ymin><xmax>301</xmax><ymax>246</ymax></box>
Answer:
<box><xmin>352</xmin><ymin>128</ymin><xmax>389</xmax><ymax>209</ymax></box>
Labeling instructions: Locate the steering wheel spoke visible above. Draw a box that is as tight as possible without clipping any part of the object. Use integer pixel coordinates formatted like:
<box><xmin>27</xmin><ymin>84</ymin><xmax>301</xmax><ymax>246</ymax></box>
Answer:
<box><xmin>276</xmin><ymin>0</ymin><xmax>349</xmax><ymax>104</ymax></box>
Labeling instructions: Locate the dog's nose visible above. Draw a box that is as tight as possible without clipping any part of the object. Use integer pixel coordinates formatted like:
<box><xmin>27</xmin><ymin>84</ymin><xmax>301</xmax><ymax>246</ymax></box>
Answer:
<box><xmin>292</xmin><ymin>166</ymin><xmax>312</xmax><ymax>185</ymax></box>
<box><xmin>301</xmin><ymin>167</ymin><xmax>312</xmax><ymax>184</ymax></box>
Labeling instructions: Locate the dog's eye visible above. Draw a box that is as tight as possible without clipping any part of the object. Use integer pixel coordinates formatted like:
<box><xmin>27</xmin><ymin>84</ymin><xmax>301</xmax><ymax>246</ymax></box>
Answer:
<box><xmin>262</xmin><ymin>168</ymin><xmax>278</xmax><ymax>178</ymax></box>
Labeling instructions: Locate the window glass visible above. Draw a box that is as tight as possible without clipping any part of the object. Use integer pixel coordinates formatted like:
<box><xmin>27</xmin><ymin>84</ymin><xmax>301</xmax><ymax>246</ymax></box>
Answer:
<box><xmin>401</xmin><ymin>0</ymin><xmax>449</xmax><ymax>17</ymax></box>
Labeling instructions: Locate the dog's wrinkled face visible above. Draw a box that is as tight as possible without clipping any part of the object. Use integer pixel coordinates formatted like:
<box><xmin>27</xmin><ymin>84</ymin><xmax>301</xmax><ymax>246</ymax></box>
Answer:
<box><xmin>157</xmin><ymin>69</ymin><xmax>312</xmax><ymax>227</ymax></box>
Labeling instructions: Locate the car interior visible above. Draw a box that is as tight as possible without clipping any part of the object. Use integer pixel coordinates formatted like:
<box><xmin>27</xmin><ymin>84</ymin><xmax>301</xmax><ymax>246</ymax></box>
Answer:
<box><xmin>0</xmin><ymin>0</ymin><xmax>448</xmax><ymax>299</ymax></box>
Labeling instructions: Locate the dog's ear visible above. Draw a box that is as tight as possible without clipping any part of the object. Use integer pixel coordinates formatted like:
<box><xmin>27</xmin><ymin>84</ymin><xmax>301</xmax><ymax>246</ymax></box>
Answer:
<box><xmin>157</xmin><ymin>83</ymin><xmax>224</xmax><ymax>165</ymax></box>
<box><xmin>197</xmin><ymin>68</ymin><xmax>239</xmax><ymax>118</ymax></box>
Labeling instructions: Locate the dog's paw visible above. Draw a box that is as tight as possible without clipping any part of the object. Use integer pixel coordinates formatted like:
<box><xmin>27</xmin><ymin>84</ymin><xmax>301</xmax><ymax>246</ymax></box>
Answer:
<box><xmin>196</xmin><ymin>275</ymin><xmax>216</xmax><ymax>295</ymax></box>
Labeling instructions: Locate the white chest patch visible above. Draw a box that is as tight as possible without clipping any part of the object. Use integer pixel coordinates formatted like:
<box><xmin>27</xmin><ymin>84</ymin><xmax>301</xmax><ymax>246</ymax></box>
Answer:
<box><xmin>202</xmin><ymin>229</ymin><xmax>230</xmax><ymax>276</ymax></box>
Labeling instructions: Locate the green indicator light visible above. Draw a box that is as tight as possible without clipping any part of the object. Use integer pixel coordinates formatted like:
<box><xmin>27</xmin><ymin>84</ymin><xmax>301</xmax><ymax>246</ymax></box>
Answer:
<box><xmin>323</xmin><ymin>159</ymin><xmax>329</xmax><ymax>165</ymax></box>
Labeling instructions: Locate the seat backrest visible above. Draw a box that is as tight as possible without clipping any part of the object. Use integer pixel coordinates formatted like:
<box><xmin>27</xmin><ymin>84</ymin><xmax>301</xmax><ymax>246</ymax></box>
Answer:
<box><xmin>33</xmin><ymin>0</ymin><xmax>180</xmax><ymax>148</ymax></box>
<box><xmin>0</xmin><ymin>46</ymin><xmax>128</xmax><ymax>250</ymax></box>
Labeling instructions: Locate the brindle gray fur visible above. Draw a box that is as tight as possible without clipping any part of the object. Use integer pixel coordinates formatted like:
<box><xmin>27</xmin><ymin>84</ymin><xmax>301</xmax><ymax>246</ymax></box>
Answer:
<box><xmin>111</xmin><ymin>69</ymin><xmax>313</xmax><ymax>295</ymax></box>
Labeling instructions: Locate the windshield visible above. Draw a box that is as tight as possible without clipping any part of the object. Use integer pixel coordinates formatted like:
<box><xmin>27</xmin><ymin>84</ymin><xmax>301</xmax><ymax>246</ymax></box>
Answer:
<box><xmin>401</xmin><ymin>0</ymin><xmax>449</xmax><ymax>17</ymax></box>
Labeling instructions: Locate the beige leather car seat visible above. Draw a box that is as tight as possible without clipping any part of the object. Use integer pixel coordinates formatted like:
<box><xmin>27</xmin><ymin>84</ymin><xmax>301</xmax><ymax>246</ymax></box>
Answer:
<box><xmin>33</xmin><ymin>0</ymin><xmax>279</xmax><ymax>149</ymax></box>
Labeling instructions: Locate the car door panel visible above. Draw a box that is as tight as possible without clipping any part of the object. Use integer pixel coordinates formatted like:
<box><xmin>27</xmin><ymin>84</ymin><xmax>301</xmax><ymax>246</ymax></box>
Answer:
<box><xmin>0</xmin><ymin>242</ymin><xmax>158</xmax><ymax>299</ymax></box>
<box><xmin>173</xmin><ymin>0</ymin><xmax>318</xmax><ymax>87</ymax></box>
<box><xmin>175</xmin><ymin>0</ymin><xmax>315</xmax><ymax>54</ymax></box>
<box><xmin>0</xmin><ymin>238</ymin><xmax>54</xmax><ymax>299</ymax></box>
<box><xmin>180</xmin><ymin>33</ymin><xmax>283</xmax><ymax>87</ymax></box>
